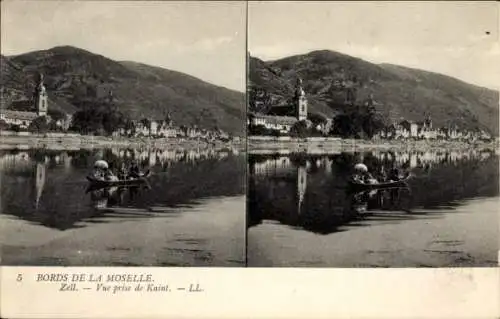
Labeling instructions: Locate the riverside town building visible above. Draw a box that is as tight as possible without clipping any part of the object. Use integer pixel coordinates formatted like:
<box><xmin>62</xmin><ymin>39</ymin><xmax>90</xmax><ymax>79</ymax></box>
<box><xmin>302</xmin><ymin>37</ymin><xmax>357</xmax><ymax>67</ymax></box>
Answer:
<box><xmin>248</xmin><ymin>77</ymin><xmax>308</xmax><ymax>134</ymax></box>
<box><xmin>0</xmin><ymin>73</ymin><xmax>49</xmax><ymax>129</ymax></box>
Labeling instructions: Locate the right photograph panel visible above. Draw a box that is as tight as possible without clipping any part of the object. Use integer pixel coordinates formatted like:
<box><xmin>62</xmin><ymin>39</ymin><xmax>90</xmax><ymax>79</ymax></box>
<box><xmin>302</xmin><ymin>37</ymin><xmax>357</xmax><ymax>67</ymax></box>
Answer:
<box><xmin>246</xmin><ymin>1</ymin><xmax>499</xmax><ymax>267</ymax></box>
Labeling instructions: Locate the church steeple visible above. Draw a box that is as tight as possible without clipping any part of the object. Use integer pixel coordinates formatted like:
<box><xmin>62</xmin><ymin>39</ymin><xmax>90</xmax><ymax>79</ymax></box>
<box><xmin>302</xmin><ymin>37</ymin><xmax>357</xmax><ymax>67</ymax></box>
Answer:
<box><xmin>34</xmin><ymin>73</ymin><xmax>48</xmax><ymax>117</ymax></box>
<box><xmin>295</xmin><ymin>77</ymin><xmax>307</xmax><ymax>121</ymax></box>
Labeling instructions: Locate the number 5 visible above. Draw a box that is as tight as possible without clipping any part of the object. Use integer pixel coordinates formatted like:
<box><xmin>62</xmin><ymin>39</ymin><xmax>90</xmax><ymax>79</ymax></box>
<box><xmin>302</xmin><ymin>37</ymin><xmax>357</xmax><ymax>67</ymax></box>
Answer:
<box><xmin>16</xmin><ymin>274</ymin><xmax>23</xmax><ymax>282</ymax></box>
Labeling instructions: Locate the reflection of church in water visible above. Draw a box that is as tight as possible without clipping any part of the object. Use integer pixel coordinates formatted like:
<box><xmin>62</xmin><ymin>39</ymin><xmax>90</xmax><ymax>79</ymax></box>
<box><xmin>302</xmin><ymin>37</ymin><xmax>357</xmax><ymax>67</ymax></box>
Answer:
<box><xmin>0</xmin><ymin>151</ymin><xmax>75</xmax><ymax>210</ymax></box>
<box><xmin>249</xmin><ymin>148</ymin><xmax>498</xmax><ymax>234</ymax></box>
<box><xmin>35</xmin><ymin>163</ymin><xmax>46</xmax><ymax>209</ymax></box>
<box><xmin>251</xmin><ymin>157</ymin><xmax>308</xmax><ymax>216</ymax></box>
<box><xmin>296</xmin><ymin>166</ymin><xmax>307</xmax><ymax>215</ymax></box>
<box><xmin>33</xmin><ymin>152</ymin><xmax>75</xmax><ymax>209</ymax></box>
<box><xmin>249</xmin><ymin>156</ymin><xmax>353</xmax><ymax>234</ymax></box>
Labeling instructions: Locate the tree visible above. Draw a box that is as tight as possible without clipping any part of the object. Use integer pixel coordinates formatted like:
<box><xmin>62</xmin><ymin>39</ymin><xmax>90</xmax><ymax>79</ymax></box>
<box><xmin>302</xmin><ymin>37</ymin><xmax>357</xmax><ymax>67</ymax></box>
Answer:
<box><xmin>102</xmin><ymin>109</ymin><xmax>126</xmax><ymax>135</ymax></box>
<box><xmin>165</xmin><ymin>112</ymin><xmax>173</xmax><ymax>126</ymax></box>
<box><xmin>140</xmin><ymin>118</ymin><xmax>151</xmax><ymax>136</ymax></box>
<box><xmin>362</xmin><ymin>108</ymin><xmax>385</xmax><ymax>139</ymax></box>
<box><xmin>48</xmin><ymin>120</ymin><xmax>63</xmax><ymax>132</ymax></box>
<box><xmin>69</xmin><ymin>104</ymin><xmax>129</xmax><ymax>136</ymax></box>
<box><xmin>70</xmin><ymin>109</ymin><xmax>103</xmax><ymax>134</ymax></box>
<box><xmin>125</xmin><ymin>119</ymin><xmax>136</xmax><ymax>136</ymax></box>
<box><xmin>331</xmin><ymin>103</ymin><xmax>384</xmax><ymax>139</ymax></box>
<box><xmin>249</xmin><ymin>87</ymin><xmax>271</xmax><ymax>113</ymax></box>
<box><xmin>332</xmin><ymin>112</ymin><xmax>363</xmax><ymax>137</ymax></box>
<box><xmin>28</xmin><ymin>116</ymin><xmax>49</xmax><ymax>134</ymax></box>
<box><xmin>0</xmin><ymin>119</ymin><xmax>9</xmax><ymax>131</ymax></box>
<box><xmin>47</xmin><ymin>109</ymin><xmax>66</xmax><ymax>121</ymax></box>
<box><xmin>290</xmin><ymin>120</ymin><xmax>314</xmax><ymax>138</ymax></box>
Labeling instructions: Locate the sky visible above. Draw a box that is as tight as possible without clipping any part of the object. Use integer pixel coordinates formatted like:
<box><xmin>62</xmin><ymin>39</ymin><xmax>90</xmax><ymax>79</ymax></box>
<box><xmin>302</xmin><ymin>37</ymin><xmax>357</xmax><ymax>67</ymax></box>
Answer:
<box><xmin>2</xmin><ymin>1</ymin><xmax>498</xmax><ymax>91</ymax></box>
<box><xmin>249</xmin><ymin>1</ymin><xmax>499</xmax><ymax>90</ymax></box>
<box><xmin>1</xmin><ymin>1</ymin><xmax>246</xmax><ymax>92</ymax></box>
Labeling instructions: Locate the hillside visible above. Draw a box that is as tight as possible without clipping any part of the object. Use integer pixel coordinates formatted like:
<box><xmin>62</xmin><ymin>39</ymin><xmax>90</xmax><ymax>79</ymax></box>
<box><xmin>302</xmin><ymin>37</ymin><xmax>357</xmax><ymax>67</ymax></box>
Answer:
<box><xmin>249</xmin><ymin>50</ymin><xmax>499</xmax><ymax>135</ymax></box>
<box><xmin>1</xmin><ymin>46</ymin><xmax>245</xmax><ymax>135</ymax></box>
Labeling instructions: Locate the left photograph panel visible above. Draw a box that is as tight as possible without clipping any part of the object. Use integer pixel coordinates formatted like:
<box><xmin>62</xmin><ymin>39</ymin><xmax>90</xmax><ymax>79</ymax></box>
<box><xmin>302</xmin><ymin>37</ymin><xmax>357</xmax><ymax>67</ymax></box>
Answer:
<box><xmin>0</xmin><ymin>1</ymin><xmax>247</xmax><ymax>267</ymax></box>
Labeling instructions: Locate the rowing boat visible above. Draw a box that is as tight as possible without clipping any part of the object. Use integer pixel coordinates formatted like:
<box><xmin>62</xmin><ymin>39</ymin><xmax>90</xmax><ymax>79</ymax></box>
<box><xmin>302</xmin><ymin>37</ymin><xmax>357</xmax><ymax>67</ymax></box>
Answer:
<box><xmin>347</xmin><ymin>173</ymin><xmax>412</xmax><ymax>192</ymax></box>
<box><xmin>86</xmin><ymin>170</ymin><xmax>151</xmax><ymax>190</ymax></box>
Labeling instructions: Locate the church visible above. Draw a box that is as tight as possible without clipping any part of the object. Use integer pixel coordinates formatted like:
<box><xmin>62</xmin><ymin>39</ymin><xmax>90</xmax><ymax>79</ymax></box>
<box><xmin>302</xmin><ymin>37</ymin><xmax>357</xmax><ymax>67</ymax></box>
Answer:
<box><xmin>0</xmin><ymin>73</ymin><xmax>49</xmax><ymax>129</ymax></box>
<box><xmin>248</xmin><ymin>78</ymin><xmax>308</xmax><ymax>134</ymax></box>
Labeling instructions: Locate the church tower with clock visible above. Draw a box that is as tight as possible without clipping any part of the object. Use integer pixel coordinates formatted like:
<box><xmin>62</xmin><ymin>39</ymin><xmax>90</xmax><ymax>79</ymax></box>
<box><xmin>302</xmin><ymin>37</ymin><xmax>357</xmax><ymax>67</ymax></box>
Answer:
<box><xmin>295</xmin><ymin>78</ymin><xmax>308</xmax><ymax>121</ymax></box>
<box><xmin>34</xmin><ymin>73</ymin><xmax>48</xmax><ymax>117</ymax></box>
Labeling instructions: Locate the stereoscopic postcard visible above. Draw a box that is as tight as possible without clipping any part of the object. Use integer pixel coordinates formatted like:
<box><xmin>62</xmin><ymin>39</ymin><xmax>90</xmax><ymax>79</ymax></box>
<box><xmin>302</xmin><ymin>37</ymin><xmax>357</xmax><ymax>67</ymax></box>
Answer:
<box><xmin>1</xmin><ymin>1</ymin><xmax>498</xmax><ymax>318</ymax></box>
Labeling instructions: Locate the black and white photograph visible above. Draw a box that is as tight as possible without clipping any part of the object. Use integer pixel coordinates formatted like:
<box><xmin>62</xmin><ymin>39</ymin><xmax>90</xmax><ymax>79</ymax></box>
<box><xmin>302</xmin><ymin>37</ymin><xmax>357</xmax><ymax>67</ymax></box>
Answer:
<box><xmin>247</xmin><ymin>1</ymin><xmax>499</xmax><ymax>267</ymax></box>
<box><xmin>0</xmin><ymin>1</ymin><xmax>499</xmax><ymax>318</ymax></box>
<box><xmin>0</xmin><ymin>1</ymin><xmax>246</xmax><ymax>267</ymax></box>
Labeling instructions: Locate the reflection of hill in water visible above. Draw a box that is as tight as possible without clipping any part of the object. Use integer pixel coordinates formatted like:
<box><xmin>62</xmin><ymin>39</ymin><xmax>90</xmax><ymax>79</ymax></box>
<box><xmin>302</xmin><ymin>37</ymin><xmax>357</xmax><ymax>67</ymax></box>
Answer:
<box><xmin>249</xmin><ymin>149</ymin><xmax>499</xmax><ymax>234</ymax></box>
<box><xmin>0</xmin><ymin>148</ymin><xmax>244</xmax><ymax>231</ymax></box>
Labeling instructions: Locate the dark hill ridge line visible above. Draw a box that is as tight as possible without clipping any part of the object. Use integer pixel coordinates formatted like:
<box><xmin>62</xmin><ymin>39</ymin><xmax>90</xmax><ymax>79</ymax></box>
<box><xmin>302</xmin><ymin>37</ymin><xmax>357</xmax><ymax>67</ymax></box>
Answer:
<box><xmin>119</xmin><ymin>60</ymin><xmax>243</xmax><ymax>93</ymax></box>
<box><xmin>257</xmin><ymin>49</ymin><xmax>496</xmax><ymax>91</ymax></box>
<box><xmin>249</xmin><ymin>50</ymin><xmax>499</xmax><ymax>135</ymax></box>
<box><xmin>1</xmin><ymin>46</ymin><xmax>245</xmax><ymax>135</ymax></box>
<box><xmin>379</xmin><ymin>63</ymin><xmax>497</xmax><ymax>92</ymax></box>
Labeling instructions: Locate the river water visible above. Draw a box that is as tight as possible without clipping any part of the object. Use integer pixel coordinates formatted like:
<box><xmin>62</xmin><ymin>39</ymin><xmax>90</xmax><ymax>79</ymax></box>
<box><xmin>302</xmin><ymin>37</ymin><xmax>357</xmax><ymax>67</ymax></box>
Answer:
<box><xmin>2</xmin><ymin>147</ymin><xmax>498</xmax><ymax>267</ymax></box>
<box><xmin>248</xmin><ymin>148</ymin><xmax>499</xmax><ymax>267</ymax></box>
<box><xmin>0</xmin><ymin>147</ymin><xmax>245</xmax><ymax>266</ymax></box>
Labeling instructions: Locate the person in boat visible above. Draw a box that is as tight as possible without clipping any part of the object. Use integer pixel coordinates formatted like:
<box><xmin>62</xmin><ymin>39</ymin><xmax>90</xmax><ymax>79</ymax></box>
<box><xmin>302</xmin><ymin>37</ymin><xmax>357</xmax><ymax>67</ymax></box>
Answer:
<box><xmin>350</xmin><ymin>192</ymin><xmax>368</xmax><ymax>215</ymax></box>
<box><xmin>118</xmin><ymin>163</ymin><xmax>128</xmax><ymax>180</ymax></box>
<box><xmin>128</xmin><ymin>161</ymin><xmax>141</xmax><ymax>179</ymax></box>
<box><xmin>388</xmin><ymin>167</ymin><xmax>402</xmax><ymax>182</ymax></box>
<box><xmin>364</xmin><ymin>172</ymin><xmax>378</xmax><ymax>184</ymax></box>
<box><xmin>91</xmin><ymin>167</ymin><xmax>105</xmax><ymax>180</ymax></box>
<box><xmin>379</xmin><ymin>166</ymin><xmax>388</xmax><ymax>182</ymax></box>
<box><xmin>352</xmin><ymin>163</ymin><xmax>378</xmax><ymax>184</ymax></box>
<box><xmin>92</xmin><ymin>160</ymin><xmax>108</xmax><ymax>181</ymax></box>
<box><xmin>103</xmin><ymin>166</ymin><xmax>119</xmax><ymax>181</ymax></box>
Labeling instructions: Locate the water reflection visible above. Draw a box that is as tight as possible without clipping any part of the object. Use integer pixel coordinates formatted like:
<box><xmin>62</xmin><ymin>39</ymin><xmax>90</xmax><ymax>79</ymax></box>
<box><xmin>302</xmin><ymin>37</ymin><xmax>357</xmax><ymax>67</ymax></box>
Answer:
<box><xmin>35</xmin><ymin>163</ymin><xmax>46</xmax><ymax>209</ymax></box>
<box><xmin>0</xmin><ymin>147</ymin><xmax>239</xmax><ymax>171</ymax></box>
<box><xmin>249</xmin><ymin>148</ymin><xmax>499</xmax><ymax>235</ymax></box>
<box><xmin>1</xmin><ymin>147</ymin><xmax>244</xmax><ymax>231</ymax></box>
<box><xmin>1</xmin><ymin>146</ymin><xmax>245</xmax><ymax>266</ymax></box>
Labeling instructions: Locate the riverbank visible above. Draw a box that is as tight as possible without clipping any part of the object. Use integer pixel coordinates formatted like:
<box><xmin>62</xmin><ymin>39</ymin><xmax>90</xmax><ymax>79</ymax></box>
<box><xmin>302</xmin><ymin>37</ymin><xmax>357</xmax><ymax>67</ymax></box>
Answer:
<box><xmin>0</xmin><ymin>133</ymin><xmax>244</xmax><ymax>151</ymax></box>
<box><xmin>249</xmin><ymin>136</ymin><xmax>499</xmax><ymax>154</ymax></box>
<box><xmin>2</xmin><ymin>134</ymin><xmax>498</xmax><ymax>153</ymax></box>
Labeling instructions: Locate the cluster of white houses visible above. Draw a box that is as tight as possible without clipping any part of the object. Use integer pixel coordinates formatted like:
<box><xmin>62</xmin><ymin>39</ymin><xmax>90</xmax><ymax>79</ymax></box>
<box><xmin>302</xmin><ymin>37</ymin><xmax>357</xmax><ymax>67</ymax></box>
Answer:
<box><xmin>376</xmin><ymin>118</ymin><xmax>493</xmax><ymax>142</ymax></box>
<box><xmin>112</xmin><ymin>121</ymin><xmax>230</xmax><ymax>140</ymax></box>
